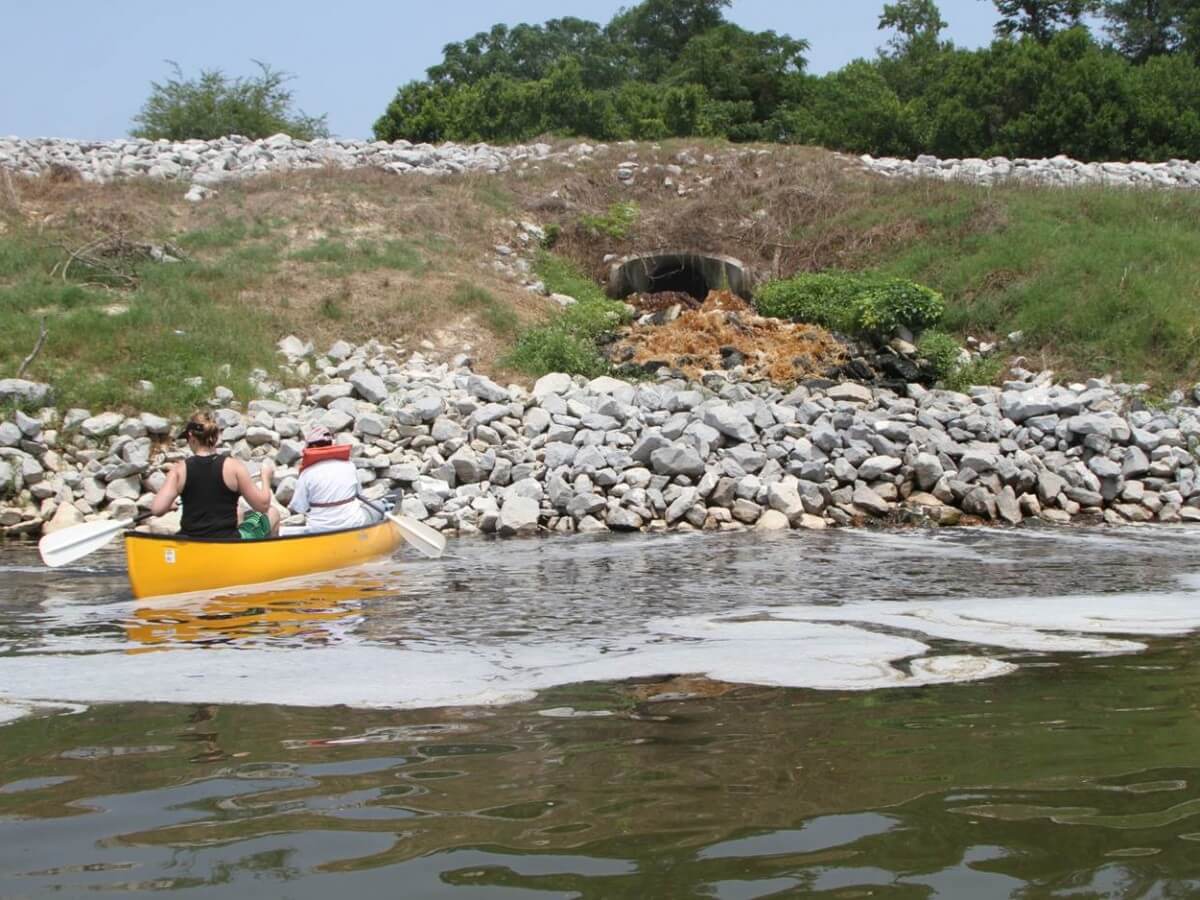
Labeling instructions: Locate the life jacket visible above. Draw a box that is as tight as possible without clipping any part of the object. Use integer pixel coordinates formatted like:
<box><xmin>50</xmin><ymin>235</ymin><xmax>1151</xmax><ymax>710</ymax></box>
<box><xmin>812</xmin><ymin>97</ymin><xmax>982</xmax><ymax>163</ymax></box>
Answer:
<box><xmin>299</xmin><ymin>443</ymin><xmax>352</xmax><ymax>472</ymax></box>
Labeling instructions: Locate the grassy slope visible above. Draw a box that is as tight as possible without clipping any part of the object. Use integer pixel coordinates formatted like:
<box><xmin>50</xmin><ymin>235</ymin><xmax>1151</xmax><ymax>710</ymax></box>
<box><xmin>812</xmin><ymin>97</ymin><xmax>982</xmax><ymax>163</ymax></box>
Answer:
<box><xmin>1</xmin><ymin>144</ymin><xmax>1198</xmax><ymax>416</ymax></box>
<box><xmin>841</xmin><ymin>184</ymin><xmax>1200</xmax><ymax>386</ymax></box>
<box><xmin>0</xmin><ymin>169</ymin><xmax>549</xmax><ymax>413</ymax></box>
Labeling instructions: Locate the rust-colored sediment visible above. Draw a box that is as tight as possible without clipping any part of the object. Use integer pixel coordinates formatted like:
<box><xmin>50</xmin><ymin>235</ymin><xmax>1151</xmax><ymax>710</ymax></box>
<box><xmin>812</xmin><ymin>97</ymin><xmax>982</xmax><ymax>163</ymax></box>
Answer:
<box><xmin>614</xmin><ymin>289</ymin><xmax>846</xmax><ymax>383</ymax></box>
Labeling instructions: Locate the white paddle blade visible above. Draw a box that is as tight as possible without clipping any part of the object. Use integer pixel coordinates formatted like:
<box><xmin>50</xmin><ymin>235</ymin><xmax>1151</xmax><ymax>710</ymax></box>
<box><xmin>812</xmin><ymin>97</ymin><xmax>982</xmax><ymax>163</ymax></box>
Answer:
<box><xmin>387</xmin><ymin>513</ymin><xmax>446</xmax><ymax>559</ymax></box>
<box><xmin>38</xmin><ymin>518</ymin><xmax>130</xmax><ymax>568</ymax></box>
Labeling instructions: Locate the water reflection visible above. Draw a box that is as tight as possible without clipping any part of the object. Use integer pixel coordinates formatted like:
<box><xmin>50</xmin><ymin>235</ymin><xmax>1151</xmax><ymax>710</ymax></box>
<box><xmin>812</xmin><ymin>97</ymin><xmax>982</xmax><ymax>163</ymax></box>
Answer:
<box><xmin>2</xmin><ymin>640</ymin><xmax>1200</xmax><ymax>897</ymax></box>
<box><xmin>5</xmin><ymin>527</ymin><xmax>1200</xmax><ymax>895</ymax></box>
<box><xmin>122</xmin><ymin>581</ymin><xmax>384</xmax><ymax>649</ymax></box>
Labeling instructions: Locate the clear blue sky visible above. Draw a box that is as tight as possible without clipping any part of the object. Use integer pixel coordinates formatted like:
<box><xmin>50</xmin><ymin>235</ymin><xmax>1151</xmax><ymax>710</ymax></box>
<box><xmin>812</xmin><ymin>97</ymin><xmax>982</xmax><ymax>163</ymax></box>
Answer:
<box><xmin>2</xmin><ymin>1</ymin><xmax>1002</xmax><ymax>140</ymax></box>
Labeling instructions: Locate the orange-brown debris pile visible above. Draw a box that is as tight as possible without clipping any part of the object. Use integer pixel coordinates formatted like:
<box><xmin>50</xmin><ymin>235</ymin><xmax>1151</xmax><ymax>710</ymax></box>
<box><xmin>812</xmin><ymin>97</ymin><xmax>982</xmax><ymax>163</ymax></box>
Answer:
<box><xmin>614</xmin><ymin>290</ymin><xmax>846</xmax><ymax>382</ymax></box>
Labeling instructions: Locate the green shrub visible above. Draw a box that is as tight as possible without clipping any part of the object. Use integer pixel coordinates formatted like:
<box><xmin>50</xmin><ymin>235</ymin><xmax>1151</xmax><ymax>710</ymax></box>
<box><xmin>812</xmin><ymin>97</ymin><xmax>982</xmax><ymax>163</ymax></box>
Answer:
<box><xmin>754</xmin><ymin>273</ymin><xmax>867</xmax><ymax>332</ymax></box>
<box><xmin>505</xmin><ymin>253</ymin><xmax>629</xmax><ymax>377</ymax></box>
<box><xmin>579</xmin><ymin>202</ymin><xmax>640</xmax><ymax>240</ymax></box>
<box><xmin>507</xmin><ymin>330</ymin><xmax>610</xmax><ymax>377</ymax></box>
<box><xmin>755</xmin><ymin>272</ymin><xmax>944</xmax><ymax>337</ymax></box>
<box><xmin>943</xmin><ymin>355</ymin><xmax>1005</xmax><ymax>393</ymax></box>
<box><xmin>856</xmin><ymin>280</ymin><xmax>945</xmax><ymax>334</ymax></box>
<box><xmin>131</xmin><ymin>61</ymin><xmax>328</xmax><ymax>141</ymax></box>
<box><xmin>916</xmin><ymin>330</ymin><xmax>962</xmax><ymax>381</ymax></box>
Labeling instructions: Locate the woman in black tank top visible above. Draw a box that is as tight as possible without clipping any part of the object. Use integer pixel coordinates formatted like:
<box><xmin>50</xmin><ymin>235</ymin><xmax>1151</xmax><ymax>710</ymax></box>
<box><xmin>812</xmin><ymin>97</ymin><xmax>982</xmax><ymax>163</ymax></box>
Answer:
<box><xmin>149</xmin><ymin>412</ymin><xmax>278</xmax><ymax>539</ymax></box>
<box><xmin>180</xmin><ymin>454</ymin><xmax>240</xmax><ymax>538</ymax></box>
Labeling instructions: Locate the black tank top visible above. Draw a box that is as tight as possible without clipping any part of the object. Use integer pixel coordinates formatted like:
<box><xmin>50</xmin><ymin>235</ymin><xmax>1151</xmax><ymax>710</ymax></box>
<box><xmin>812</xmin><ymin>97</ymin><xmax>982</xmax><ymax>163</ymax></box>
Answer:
<box><xmin>180</xmin><ymin>454</ymin><xmax>240</xmax><ymax>539</ymax></box>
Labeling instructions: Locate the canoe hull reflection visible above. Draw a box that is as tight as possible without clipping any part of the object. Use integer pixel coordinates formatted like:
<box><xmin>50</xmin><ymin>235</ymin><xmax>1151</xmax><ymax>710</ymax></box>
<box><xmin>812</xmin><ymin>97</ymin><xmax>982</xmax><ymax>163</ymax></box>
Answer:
<box><xmin>124</xmin><ymin>521</ymin><xmax>404</xmax><ymax>598</ymax></box>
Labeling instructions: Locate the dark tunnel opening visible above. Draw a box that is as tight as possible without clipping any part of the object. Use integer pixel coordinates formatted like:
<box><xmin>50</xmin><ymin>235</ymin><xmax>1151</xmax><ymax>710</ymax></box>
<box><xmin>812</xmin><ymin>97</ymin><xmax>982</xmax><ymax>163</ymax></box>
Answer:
<box><xmin>646</xmin><ymin>260</ymin><xmax>711</xmax><ymax>299</ymax></box>
<box><xmin>606</xmin><ymin>252</ymin><xmax>752</xmax><ymax>302</ymax></box>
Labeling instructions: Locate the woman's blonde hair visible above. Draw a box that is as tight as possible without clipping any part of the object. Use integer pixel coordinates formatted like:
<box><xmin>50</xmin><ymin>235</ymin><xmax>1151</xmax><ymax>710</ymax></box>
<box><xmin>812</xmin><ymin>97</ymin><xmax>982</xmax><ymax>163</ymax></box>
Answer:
<box><xmin>181</xmin><ymin>411</ymin><xmax>219</xmax><ymax>448</ymax></box>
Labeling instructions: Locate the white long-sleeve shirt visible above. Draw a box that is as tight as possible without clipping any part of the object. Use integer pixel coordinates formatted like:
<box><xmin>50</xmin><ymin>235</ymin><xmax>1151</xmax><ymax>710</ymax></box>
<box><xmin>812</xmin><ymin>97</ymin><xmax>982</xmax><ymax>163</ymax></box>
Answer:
<box><xmin>289</xmin><ymin>459</ymin><xmax>372</xmax><ymax>532</ymax></box>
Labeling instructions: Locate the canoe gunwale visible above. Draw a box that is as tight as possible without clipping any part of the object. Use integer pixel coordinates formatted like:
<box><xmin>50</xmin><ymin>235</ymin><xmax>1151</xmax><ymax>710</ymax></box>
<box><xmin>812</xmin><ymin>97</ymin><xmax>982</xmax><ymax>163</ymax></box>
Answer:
<box><xmin>124</xmin><ymin>520</ymin><xmax>393</xmax><ymax>546</ymax></box>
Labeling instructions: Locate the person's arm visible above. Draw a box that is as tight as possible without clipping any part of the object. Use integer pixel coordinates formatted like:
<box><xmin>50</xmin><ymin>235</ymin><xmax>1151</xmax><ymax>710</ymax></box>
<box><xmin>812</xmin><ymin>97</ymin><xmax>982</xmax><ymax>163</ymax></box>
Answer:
<box><xmin>230</xmin><ymin>458</ymin><xmax>274</xmax><ymax>514</ymax></box>
<box><xmin>150</xmin><ymin>461</ymin><xmax>186</xmax><ymax>516</ymax></box>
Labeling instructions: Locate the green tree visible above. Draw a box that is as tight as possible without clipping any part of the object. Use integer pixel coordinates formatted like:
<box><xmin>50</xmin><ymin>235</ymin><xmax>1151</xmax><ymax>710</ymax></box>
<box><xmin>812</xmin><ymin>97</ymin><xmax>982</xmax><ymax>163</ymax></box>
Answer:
<box><xmin>989</xmin><ymin>0</ymin><xmax>1099</xmax><ymax>42</ymax></box>
<box><xmin>879</xmin><ymin>0</ymin><xmax>949</xmax><ymax>58</ymax></box>
<box><xmin>779</xmin><ymin>61</ymin><xmax>920</xmax><ymax>156</ymax></box>
<box><xmin>372</xmin><ymin>80</ymin><xmax>453</xmax><ymax>142</ymax></box>
<box><xmin>668</xmin><ymin>24</ymin><xmax>808</xmax><ymax>121</ymax></box>
<box><xmin>427</xmin><ymin>19</ymin><xmax>627</xmax><ymax>90</ymax></box>
<box><xmin>606</xmin><ymin>0</ymin><xmax>732</xmax><ymax>80</ymax></box>
<box><xmin>131</xmin><ymin>61</ymin><xmax>328</xmax><ymax>141</ymax></box>
<box><xmin>1100</xmin><ymin>0</ymin><xmax>1190</xmax><ymax>60</ymax></box>
<box><xmin>1127</xmin><ymin>52</ymin><xmax>1200</xmax><ymax>156</ymax></box>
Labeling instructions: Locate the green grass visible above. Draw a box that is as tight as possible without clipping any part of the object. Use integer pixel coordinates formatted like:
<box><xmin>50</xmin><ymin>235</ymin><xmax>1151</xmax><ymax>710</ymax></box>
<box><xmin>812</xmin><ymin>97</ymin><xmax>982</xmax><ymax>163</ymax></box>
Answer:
<box><xmin>291</xmin><ymin>238</ymin><xmax>425</xmax><ymax>275</ymax></box>
<box><xmin>0</xmin><ymin>236</ymin><xmax>277</xmax><ymax>414</ymax></box>
<box><xmin>855</xmin><ymin>184</ymin><xmax>1200</xmax><ymax>386</ymax></box>
<box><xmin>450</xmin><ymin>283</ymin><xmax>519</xmax><ymax>337</ymax></box>
<box><xmin>177</xmin><ymin>215</ymin><xmax>274</xmax><ymax>250</ymax></box>
<box><xmin>534</xmin><ymin>252</ymin><xmax>610</xmax><ymax>305</ymax></box>
<box><xmin>504</xmin><ymin>254</ymin><xmax>629</xmax><ymax>378</ymax></box>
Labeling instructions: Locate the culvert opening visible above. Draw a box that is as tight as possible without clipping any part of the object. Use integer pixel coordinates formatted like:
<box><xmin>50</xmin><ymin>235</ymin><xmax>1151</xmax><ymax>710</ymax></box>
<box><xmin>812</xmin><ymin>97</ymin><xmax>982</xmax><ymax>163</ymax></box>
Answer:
<box><xmin>606</xmin><ymin>252</ymin><xmax>752</xmax><ymax>302</ymax></box>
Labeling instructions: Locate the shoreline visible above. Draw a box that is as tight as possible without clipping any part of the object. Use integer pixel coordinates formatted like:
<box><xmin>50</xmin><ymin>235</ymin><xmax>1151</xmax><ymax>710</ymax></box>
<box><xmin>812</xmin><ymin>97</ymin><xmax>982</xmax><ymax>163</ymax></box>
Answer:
<box><xmin>3</xmin><ymin>336</ymin><xmax>1200</xmax><ymax>543</ymax></box>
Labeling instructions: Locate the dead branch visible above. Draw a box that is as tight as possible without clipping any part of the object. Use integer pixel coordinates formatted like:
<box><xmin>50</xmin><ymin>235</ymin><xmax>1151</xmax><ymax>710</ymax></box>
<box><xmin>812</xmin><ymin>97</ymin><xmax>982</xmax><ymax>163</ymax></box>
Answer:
<box><xmin>51</xmin><ymin>233</ymin><xmax>186</xmax><ymax>289</ymax></box>
<box><xmin>16</xmin><ymin>316</ymin><xmax>47</xmax><ymax>379</ymax></box>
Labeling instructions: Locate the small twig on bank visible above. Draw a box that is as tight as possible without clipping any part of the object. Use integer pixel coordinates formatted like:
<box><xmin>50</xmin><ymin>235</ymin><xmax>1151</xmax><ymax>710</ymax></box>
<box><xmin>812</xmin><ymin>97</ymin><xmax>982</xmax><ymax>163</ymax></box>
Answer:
<box><xmin>16</xmin><ymin>316</ymin><xmax>47</xmax><ymax>378</ymax></box>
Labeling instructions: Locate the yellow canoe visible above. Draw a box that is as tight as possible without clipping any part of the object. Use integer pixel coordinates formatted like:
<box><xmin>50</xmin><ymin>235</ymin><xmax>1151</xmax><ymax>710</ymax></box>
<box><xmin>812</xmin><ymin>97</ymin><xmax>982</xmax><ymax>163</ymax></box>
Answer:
<box><xmin>124</xmin><ymin>520</ymin><xmax>404</xmax><ymax>599</ymax></box>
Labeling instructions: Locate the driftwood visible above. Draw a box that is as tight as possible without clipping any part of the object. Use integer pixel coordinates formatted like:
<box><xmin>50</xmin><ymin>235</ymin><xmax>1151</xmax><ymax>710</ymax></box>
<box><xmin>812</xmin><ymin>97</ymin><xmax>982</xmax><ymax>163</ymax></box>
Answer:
<box><xmin>51</xmin><ymin>233</ymin><xmax>187</xmax><ymax>288</ymax></box>
<box><xmin>16</xmin><ymin>316</ymin><xmax>47</xmax><ymax>379</ymax></box>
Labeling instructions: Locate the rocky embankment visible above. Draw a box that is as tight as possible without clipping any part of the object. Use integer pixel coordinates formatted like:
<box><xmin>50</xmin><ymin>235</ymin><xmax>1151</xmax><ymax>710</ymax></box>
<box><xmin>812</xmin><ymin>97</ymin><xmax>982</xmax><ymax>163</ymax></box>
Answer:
<box><xmin>2</xmin><ymin>134</ymin><xmax>1197</xmax><ymax>193</ymax></box>
<box><xmin>4</xmin><ymin>341</ymin><xmax>1200</xmax><ymax>540</ymax></box>
<box><xmin>861</xmin><ymin>152</ymin><xmax>1200</xmax><ymax>188</ymax></box>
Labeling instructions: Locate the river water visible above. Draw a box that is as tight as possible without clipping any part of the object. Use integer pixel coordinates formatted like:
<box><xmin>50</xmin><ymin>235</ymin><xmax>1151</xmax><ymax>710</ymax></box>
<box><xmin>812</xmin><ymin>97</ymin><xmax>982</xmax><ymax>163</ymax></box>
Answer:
<box><xmin>3</xmin><ymin>526</ymin><xmax>1200</xmax><ymax>897</ymax></box>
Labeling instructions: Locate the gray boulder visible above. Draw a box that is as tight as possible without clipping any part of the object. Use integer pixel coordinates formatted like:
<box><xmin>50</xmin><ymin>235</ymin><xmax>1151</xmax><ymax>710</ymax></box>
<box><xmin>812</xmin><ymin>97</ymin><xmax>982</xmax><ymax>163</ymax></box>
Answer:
<box><xmin>350</xmin><ymin>371</ymin><xmax>388</xmax><ymax>404</ymax></box>
<box><xmin>650</xmin><ymin>445</ymin><xmax>705</xmax><ymax>478</ymax></box>
<box><xmin>498</xmin><ymin>496</ymin><xmax>540</xmax><ymax>536</ymax></box>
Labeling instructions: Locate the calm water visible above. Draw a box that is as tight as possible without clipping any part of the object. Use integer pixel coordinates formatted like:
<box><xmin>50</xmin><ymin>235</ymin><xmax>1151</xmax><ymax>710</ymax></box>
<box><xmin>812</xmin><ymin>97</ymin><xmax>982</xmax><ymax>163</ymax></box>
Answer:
<box><xmin>3</xmin><ymin>526</ymin><xmax>1200</xmax><ymax>898</ymax></box>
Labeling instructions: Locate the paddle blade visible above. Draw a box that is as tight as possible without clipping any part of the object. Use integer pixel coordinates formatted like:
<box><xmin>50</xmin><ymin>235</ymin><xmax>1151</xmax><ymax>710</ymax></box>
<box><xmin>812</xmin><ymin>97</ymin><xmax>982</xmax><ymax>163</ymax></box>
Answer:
<box><xmin>387</xmin><ymin>513</ymin><xmax>446</xmax><ymax>559</ymax></box>
<box><xmin>38</xmin><ymin>517</ymin><xmax>131</xmax><ymax>568</ymax></box>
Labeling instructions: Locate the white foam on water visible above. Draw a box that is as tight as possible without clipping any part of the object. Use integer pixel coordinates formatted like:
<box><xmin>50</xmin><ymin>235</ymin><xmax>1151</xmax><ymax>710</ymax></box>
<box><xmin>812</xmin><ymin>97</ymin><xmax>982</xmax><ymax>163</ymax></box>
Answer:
<box><xmin>0</xmin><ymin>697</ymin><xmax>87</xmax><ymax>726</ymax></box>
<box><xmin>2</xmin><ymin>570</ymin><xmax>1200</xmax><ymax>717</ymax></box>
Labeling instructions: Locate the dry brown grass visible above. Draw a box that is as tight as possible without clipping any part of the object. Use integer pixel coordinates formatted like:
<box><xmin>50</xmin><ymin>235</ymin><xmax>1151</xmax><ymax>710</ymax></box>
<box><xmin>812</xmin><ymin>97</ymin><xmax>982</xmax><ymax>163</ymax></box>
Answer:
<box><xmin>1</xmin><ymin>165</ymin><xmax>556</xmax><ymax>374</ymax></box>
<box><xmin>615</xmin><ymin>290</ymin><xmax>846</xmax><ymax>382</ymax></box>
<box><xmin>512</xmin><ymin>143</ymin><xmax>932</xmax><ymax>285</ymax></box>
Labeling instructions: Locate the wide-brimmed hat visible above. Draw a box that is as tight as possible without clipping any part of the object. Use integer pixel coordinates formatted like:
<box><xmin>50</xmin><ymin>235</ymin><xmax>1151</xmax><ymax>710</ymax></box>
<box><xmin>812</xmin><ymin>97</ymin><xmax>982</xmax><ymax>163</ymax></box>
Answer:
<box><xmin>304</xmin><ymin>424</ymin><xmax>334</xmax><ymax>445</ymax></box>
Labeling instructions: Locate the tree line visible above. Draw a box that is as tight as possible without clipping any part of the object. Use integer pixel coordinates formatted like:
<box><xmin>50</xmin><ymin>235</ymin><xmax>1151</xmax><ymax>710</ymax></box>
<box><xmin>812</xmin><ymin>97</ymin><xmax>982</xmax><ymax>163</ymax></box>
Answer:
<box><xmin>370</xmin><ymin>0</ymin><xmax>1200</xmax><ymax>161</ymax></box>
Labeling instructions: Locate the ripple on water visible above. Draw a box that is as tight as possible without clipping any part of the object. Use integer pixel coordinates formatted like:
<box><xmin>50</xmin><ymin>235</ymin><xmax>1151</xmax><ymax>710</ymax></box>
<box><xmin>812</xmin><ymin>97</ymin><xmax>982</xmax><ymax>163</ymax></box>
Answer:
<box><xmin>2</xmin><ymin>529</ymin><xmax>1200</xmax><ymax>713</ymax></box>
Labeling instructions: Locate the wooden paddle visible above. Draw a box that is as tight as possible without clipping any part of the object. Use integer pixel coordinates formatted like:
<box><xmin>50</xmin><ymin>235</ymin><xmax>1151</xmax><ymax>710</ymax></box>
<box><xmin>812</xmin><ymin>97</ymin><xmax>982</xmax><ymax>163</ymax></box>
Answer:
<box><xmin>39</xmin><ymin>511</ymin><xmax>153</xmax><ymax>568</ymax></box>
<box><xmin>359</xmin><ymin>496</ymin><xmax>446</xmax><ymax>559</ymax></box>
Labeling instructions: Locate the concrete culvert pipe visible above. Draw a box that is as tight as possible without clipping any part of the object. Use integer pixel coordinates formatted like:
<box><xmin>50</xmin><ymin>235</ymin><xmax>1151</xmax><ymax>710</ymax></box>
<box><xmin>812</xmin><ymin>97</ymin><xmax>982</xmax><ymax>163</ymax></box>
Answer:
<box><xmin>606</xmin><ymin>252</ymin><xmax>753</xmax><ymax>302</ymax></box>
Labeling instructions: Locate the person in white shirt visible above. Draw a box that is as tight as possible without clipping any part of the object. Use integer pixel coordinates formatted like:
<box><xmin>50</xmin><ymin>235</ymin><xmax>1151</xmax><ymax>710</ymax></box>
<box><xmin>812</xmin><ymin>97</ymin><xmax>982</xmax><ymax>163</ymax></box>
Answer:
<box><xmin>289</xmin><ymin>426</ymin><xmax>380</xmax><ymax>532</ymax></box>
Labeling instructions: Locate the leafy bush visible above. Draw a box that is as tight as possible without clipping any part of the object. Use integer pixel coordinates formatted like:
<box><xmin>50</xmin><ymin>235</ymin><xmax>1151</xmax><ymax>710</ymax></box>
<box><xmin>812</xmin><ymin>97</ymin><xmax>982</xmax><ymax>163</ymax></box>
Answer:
<box><xmin>916</xmin><ymin>329</ymin><xmax>962</xmax><ymax>381</ymax></box>
<box><xmin>579</xmin><ymin>202</ymin><xmax>640</xmax><ymax>240</ymax></box>
<box><xmin>505</xmin><ymin>254</ymin><xmax>629</xmax><ymax>377</ymax></box>
<box><xmin>856</xmin><ymin>279</ymin><xmax>945</xmax><ymax>334</ymax></box>
<box><xmin>132</xmin><ymin>61</ymin><xmax>329</xmax><ymax>141</ymax></box>
<box><xmin>755</xmin><ymin>272</ymin><xmax>944</xmax><ymax>337</ymax></box>
<box><xmin>754</xmin><ymin>273</ymin><xmax>867</xmax><ymax>332</ymax></box>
